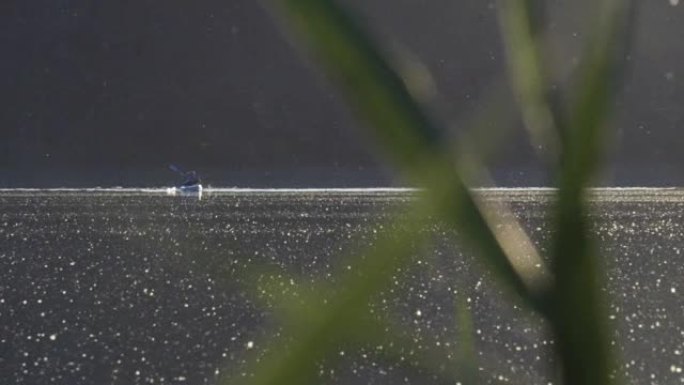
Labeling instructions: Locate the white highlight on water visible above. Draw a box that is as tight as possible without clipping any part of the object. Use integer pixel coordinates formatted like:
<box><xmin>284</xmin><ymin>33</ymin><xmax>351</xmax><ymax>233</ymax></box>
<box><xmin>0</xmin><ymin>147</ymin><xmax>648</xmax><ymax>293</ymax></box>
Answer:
<box><xmin>1</xmin><ymin>187</ymin><xmax>681</xmax><ymax>193</ymax></box>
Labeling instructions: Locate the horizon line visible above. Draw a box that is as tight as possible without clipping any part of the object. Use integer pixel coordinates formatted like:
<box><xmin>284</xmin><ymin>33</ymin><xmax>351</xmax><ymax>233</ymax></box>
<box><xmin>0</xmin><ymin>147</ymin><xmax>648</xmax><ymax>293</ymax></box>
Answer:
<box><xmin>0</xmin><ymin>186</ymin><xmax>681</xmax><ymax>193</ymax></box>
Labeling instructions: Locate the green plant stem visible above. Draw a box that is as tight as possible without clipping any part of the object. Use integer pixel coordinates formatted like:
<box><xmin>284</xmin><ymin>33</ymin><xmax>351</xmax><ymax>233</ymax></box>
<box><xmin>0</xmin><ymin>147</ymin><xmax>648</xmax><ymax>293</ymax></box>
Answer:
<box><xmin>550</xmin><ymin>2</ymin><xmax>633</xmax><ymax>385</ymax></box>
<box><xmin>497</xmin><ymin>0</ymin><xmax>561</xmax><ymax>159</ymax></box>
<box><xmin>267</xmin><ymin>0</ymin><xmax>549</xmax><ymax>310</ymax></box>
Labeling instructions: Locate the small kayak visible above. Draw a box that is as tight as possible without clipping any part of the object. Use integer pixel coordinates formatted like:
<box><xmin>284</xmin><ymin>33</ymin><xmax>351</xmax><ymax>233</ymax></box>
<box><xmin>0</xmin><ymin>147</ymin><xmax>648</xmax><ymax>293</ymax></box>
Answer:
<box><xmin>166</xmin><ymin>184</ymin><xmax>203</xmax><ymax>198</ymax></box>
<box><xmin>178</xmin><ymin>184</ymin><xmax>202</xmax><ymax>194</ymax></box>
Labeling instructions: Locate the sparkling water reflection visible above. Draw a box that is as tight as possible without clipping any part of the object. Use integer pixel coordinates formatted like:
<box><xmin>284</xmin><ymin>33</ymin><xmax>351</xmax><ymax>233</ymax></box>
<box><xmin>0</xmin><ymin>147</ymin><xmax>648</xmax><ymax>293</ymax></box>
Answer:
<box><xmin>0</xmin><ymin>188</ymin><xmax>683</xmax><ymax>384</ymax></box>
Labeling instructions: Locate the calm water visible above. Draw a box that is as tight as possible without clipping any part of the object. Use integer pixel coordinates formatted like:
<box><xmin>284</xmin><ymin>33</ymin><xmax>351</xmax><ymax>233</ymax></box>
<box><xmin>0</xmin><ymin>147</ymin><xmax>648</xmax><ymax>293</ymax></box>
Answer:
<box><xmin>1</xmin><ymin>188</ymin><xmax>683</xmax><ymax>384</ymax></box>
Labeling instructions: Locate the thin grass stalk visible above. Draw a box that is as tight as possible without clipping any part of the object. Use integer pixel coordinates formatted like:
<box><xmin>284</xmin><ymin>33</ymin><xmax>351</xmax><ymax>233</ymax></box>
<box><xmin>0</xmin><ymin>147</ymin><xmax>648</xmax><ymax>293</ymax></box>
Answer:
<box><xmin>550</xmin><ymin>1</ymin><xmax>634</xmax><ymax>384</ymax></box>
<box><xmin>234</xmin><ymin>199</ymin><xmax>439</xmax><ymax>385</ymax></box>
<box><xmin>496</xmin><ymin>0</ymin><xmax>561</xmax><ymax>160</ymax></box>
<box><xmin>265</xmin><ymin>0</ymin><xmax>548</xmax><ymax>309</ymax></box>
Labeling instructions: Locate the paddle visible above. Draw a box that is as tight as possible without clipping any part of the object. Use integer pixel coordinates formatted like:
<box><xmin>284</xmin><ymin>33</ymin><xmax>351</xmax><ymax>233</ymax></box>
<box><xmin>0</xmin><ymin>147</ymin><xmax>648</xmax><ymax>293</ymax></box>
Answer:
<box><xmin>168</xmin><ymin>164</ymin><xmax>185</xmax><ymax>175</ymax></box>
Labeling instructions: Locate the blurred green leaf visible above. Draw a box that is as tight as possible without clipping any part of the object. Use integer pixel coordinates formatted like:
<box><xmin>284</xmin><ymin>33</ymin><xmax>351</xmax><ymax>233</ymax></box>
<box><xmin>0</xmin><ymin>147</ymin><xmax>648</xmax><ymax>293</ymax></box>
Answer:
<box><xmin>454</xmin><ymin>294</ymin><xmax>478</xmax><ymax>385</ymax></box>
<box><xmin>243</xmin><ymin>1</ymin><xmax>635</xmax><ymax>385</ymax></box>
<box><xmin>496</xmin><ymin>0</ymin><xmax>634</xmax><ymax>383</ymax></box>
<box><xmin>267</xmin><ymin>0</ymin><xmax>548</xmax><ymax>307</ymax></box>
<box><xmin>244</xmin><ymin>0</ymin><xmax>555</xmax><ymax>383</ymax></box>
<box><xmin>241</xmin><ymin>201</ymin><xmax>486</xmax><ymax>385</ymax></box>
<box><xmin>232</xmin><ymin>202</ymin><xmax>434</xmax><ymax>385</ymax></box>
<box><xmin>549</xmin><ymin>1</ymin><xmax>634</xmax><ymax>385</ymax></box>
<box><xmin>497</xmin><ymin>0</ymin><xmax>561</xmax><ymax>159</ymax></box>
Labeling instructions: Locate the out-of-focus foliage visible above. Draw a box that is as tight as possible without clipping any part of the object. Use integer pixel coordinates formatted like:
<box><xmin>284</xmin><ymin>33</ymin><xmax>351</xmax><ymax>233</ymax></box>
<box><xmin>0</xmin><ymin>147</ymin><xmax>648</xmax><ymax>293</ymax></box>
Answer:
<box><xmin>229</xmin><ymin>0</ymin><xmax>634</xmax><ymax>384</ymax></box>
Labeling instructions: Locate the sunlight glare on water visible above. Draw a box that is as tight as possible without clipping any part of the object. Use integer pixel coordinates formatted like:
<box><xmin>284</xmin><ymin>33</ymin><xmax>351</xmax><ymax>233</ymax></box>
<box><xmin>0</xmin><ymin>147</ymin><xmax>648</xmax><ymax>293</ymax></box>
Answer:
<box><xmin>0</xmin><ymin>188</ymin><xmax>683</xmax><ymax>384</ymax></box>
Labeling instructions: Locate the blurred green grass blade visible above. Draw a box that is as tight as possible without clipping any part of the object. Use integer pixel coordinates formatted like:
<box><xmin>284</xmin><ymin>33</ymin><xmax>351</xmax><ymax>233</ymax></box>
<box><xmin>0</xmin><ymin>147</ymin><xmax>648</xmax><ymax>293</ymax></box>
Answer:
<box><xmin>424</xmin><ymin>173</ymin><xmax>551</xmax><ymax>302</ymax></box>
<box><xmin>562</xmin><ymin>0</ymin><xmax>634</xmax><ymax>185</ymax></box>
<box><xmin>235</xmin><ymin>204</ymin><xmax>435</xmax><ymax>385</ymax></box>
<box><xmin>249</xmin><ymin>278</ymin><xmax>454</xmax><ymax>383</ymax></box>
<box><xmin>243</xmin><ymin>201</ymin><xmax>484</xmax><ymax>385</ymax></box>
<box><xmin>550</xmin><ymin>1</ymin><xmax>634</xmax><ymax>385</ymax></box>
<box><xmin>266</xmin><ymin>0</ymin><xmax>548</xmax><ymax>308</ymax></box>
<box><xmin>269</xmin><ymin>0</ymin><xmax>442</xmax><ymax>174</ymax></box>
<box><xmin>496</xmin><ymin>0</ymin><xmax>561</xmax><ymax>159</ymax></box>
<box><xmin>454</xmin><ymin>294</ymin><xmax>478</xmax><ymax>384</ymax></box>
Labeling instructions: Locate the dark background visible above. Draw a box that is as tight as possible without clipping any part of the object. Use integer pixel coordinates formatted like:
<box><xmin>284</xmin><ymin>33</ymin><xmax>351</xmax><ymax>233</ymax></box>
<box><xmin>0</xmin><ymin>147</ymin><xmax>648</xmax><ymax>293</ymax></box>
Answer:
<box><xmin>1</xmin><ymin>0</ymin><xmax>683</xmax><ymax>187</ymax></box>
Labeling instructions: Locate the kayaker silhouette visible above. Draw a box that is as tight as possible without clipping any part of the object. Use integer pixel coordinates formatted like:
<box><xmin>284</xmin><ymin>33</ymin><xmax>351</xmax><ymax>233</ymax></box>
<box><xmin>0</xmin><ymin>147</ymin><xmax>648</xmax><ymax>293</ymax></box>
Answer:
<box><xmin>169</xmin><ymin>165</ymin><xmax>201</xmax><ymax>187</ymax></box>
<box><xmin>180</xmin><ymin>170</ymin><xmax>200</xmax><ymax>187</ymax></box>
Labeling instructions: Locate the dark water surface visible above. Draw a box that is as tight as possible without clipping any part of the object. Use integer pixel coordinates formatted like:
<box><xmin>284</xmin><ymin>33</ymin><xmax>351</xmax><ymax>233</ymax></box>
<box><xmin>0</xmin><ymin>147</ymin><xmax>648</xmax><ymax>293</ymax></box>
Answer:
<box><xmin>1</xmin><ymin>189</ymin><xmax>683</xmax><ymax>384</ymax></box>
